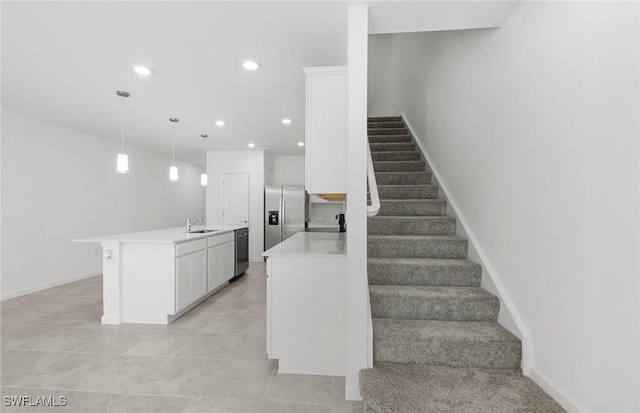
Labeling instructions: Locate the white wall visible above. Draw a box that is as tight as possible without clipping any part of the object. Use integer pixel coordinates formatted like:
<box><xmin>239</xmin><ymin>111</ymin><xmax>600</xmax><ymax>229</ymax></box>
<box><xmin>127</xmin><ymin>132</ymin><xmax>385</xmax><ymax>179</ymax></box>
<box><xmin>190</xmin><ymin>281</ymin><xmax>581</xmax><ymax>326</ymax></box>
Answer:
<box><xmin>206</xmin><ymin>150</ymin><xmax>266</xmax><ymax>262</ymax></box>
<box><xmin>368</xmin><ymin>34</ymin><xmax>396</xmax><ymax>117</ymax></box>
<box><xmin>1</xmin><ymin>109</ymin><xmax>205</xmax><ymax>300</ymax></box>
<box><xmin>368</xmin><ymin>2</ymin><xmax>639</xmax><ymax>412</ymax></box>
<box><xmin>271</xmin><ymin>155</ymin><xmax>305</xmax><ymax>186</ymax></box>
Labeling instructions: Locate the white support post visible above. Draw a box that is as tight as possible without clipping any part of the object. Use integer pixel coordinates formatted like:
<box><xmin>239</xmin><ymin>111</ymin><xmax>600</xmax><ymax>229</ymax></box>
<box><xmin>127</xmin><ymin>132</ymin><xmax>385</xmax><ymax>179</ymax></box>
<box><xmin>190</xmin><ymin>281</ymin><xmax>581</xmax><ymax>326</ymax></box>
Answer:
<box><xmin>345</xmin><ymin>3</ymin><xmax>369</xmax><ymax>401</ymax></box>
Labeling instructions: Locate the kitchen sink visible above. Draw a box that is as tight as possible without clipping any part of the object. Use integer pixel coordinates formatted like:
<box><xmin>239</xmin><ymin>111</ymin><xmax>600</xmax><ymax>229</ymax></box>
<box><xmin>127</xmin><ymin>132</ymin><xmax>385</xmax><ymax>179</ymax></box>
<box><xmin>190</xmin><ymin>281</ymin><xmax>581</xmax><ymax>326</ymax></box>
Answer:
<box><xmin>187</xmin><ymin>229</ymin><xmax>219</xmax><ymax>234</ymax></box>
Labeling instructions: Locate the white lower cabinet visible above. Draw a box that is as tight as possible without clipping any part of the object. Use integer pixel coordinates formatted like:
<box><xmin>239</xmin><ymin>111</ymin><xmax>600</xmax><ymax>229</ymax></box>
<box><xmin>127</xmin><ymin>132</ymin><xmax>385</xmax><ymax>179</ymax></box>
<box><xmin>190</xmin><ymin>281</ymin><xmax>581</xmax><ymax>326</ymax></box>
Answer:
<box><xmin>266</xmin><ymin>254</ymin><xmax>347</xmax><ymax>376</ymax></box>
<box><xmin>207</xmin><ymin>239</ymin><xmax>235</xmax><ymax>293</ymax></box>
<box><xmin>176</xmin><ymin>234</ymin><xmax>234</xmax><ymax>313</ymax></box>
<box><xmin>207</xmin><ymin>246</ymin><xmax>222</xmax><ymax>292</ymax></box>
<box><xmin>175</xmin><ymin>249</ymin><xmax>207</xmax><ymax>312</ymax></box>
<box><xmin>221</xmin><ymin>241</ymin><xmax>235</xmax><ymax>281</ymax></box>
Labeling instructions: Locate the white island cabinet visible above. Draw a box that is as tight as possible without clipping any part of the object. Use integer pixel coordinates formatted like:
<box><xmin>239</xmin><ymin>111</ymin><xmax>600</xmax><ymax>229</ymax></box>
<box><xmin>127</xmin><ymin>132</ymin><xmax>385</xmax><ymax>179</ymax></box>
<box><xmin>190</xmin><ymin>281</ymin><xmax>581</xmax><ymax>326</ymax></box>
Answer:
<box><xmin>176</xmin><ymin>239</ymin><xmax>208</xmax><ymax>313</ymax></box>
<box><xmin>263</xmin><ymin>231</ymin><xmax>347</xmax><ymax>376</ymax></box>
<box><xmin>75</xmin><ymin>226</ymin><xmax>244</xmax><ymax>325</ymax></box>
<box><xmin>207</xmin><ymin>232</ymin><xmax>235</xmax><ymax>293</ymax></box>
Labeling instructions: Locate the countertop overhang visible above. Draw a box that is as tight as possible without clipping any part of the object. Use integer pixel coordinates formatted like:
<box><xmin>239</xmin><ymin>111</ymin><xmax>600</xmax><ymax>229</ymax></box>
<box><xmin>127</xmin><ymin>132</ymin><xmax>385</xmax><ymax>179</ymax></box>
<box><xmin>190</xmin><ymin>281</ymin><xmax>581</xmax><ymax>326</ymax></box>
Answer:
<box><xmin>262</xmin><ymin>231</ymin><xmax>346</xmax><ymax>257</ymax></box>
<box><xmin>74</xmin><ymin>225</ymin><xmax>248</xmax><ymax>244</ymax></box>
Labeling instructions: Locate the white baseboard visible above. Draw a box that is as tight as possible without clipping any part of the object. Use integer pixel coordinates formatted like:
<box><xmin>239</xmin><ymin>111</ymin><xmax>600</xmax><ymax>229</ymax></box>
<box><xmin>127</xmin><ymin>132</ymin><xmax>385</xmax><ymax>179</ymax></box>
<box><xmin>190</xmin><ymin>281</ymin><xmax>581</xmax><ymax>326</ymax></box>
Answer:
<box><xmin>100</xmin><ymin>315</ymin><xmax>121</xmax><ymax>325</ymax></box>
<box><xmin>528</xmin><ymin>366</ymin><xmax>587</xmax><ymax>412</ymax></box>
<box><xmin>401</xmin><ymin>113</ymin><xmax>532</xmax><ymax>368</ymax></box>
<box><xmin>1</xmin><ymin>270</ymin><xmax>102</xmax><ymax>301</ymax></box>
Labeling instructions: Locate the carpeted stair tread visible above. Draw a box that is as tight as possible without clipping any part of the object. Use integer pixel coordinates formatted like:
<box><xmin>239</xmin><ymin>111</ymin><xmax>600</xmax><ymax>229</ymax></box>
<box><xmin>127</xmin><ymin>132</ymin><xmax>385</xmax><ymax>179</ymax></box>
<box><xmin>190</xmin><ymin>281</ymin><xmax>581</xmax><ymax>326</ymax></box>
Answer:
<box><xmin>363</xmin><ymin>115</ymin><xmax>562</xmax><ymax>410</ymax></box>
<box><xmin>368</xmin><ymin>258</ymin><xmax>482</xmax><ymax>287</ymax></box>
<box><xmin>368</xmin><ymin>121</ymin><xmax>405</xmax><ymax>129</ymax></box>
<box><xmin>375</xmin><ymin>171</ymin><xmax>431</xmax><ymax>185</ymax></box>
<box><xmin>368</xmin><ymin>216</ymin><xmax>456</xmax><ymax>236</ymax></box>
<box><xmin>373</xmin><ymin>161</ymin><xmax>426</xmax><ymax>172</ymax></box>
<box><xmin>369</xmin><ymin>128</ymin><xmax>408</xmax><ymax>135</ymax></box>
<box><xmin>370</xmin><ymin>142</ymin><xmax>416</xmax><ymax>152</ymax></box>
<box><xmin>359</xmin><ymin>363</ymin><xmax>564</xmax><ymax>413</ymax></box>
<box><xmin>378</xmin><ymin>184</ymin><xmax>439</xmax><ymax>199</ymax></box>
<box><xmin>368</xmin><ymin>116</ymin><xmax>401</xmax><ymax>122</ymax></box>
<box><xmin>370</xmin><ymin>285</ymin><xmax>499</xmax><ymax>321</ymax></box>
<box><xmin>371</xmin><ymin>151</ymin><xmax>420</xmax><ymax>161</ymax></box>
<box><xmin>378</xmin><ymin>199</ymin><xmax>446</xmax><ymax>216</ymax></box>
<box><xmin>373</xmin><ymin>319</ymin><xmax>522</xmax><ymax>369</ymax></box>
<box><xmin>368</xmin><ymin>135</ymin><xmax>412</xmax><ymax>143</ymax></box>
<box><xmin>368</xmin><ymin>235</ymin><xmax>468</xmax><ymax>259</ymax></box>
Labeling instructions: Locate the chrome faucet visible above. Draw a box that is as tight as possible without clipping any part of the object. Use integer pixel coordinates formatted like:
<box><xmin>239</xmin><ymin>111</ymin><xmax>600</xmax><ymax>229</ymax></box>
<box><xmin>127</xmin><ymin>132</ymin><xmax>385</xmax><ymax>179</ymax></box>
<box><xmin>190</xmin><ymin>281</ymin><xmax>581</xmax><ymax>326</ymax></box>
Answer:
<box><xmin>186</xmin><ymin>217</ymin><xmax>203</xmax><ymax>232</ymax></box>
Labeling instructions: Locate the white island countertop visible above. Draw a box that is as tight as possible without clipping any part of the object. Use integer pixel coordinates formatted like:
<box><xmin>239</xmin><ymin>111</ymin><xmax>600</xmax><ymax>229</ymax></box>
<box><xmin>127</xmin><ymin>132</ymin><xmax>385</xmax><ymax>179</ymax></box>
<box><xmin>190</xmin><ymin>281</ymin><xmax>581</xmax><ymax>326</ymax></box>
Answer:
<box><xmin>263</xmin><ymin>231</ymin><xmax>346</xmax><ymax>257</ymax></box>
<box><xmin>75</xmin><ymin>225</ymin><xmax>248</xmax><ymax>244</ymax></box>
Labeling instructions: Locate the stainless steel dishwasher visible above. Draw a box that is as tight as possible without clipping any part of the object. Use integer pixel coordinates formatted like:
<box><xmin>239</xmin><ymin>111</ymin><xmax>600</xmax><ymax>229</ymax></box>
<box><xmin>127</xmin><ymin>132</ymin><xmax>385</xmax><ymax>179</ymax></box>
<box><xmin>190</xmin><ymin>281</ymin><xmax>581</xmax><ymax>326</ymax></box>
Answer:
<box><xmin>234</xmin><ymin>228</ymin><xmax>249</xmax><ymax>277</ymax></box>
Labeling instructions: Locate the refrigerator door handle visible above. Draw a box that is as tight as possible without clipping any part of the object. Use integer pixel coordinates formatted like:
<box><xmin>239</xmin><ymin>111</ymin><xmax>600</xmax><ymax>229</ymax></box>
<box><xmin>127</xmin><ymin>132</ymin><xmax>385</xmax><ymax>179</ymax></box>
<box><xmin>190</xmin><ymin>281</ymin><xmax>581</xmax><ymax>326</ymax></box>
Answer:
<box><xmin>279</xmin><ymin>195</ymin><xmax>284</xmax><ymax>240</ymax></box>
<box><xmin>281</xmin><ymin>197</ymin><xmax>286</xmax><ymax>240</ymax></box>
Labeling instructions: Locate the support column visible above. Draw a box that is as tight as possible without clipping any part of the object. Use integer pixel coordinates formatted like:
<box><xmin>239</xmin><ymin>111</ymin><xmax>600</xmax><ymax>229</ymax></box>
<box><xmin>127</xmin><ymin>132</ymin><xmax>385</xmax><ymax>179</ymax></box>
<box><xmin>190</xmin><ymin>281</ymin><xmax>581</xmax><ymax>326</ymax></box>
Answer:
<box><xmin>345</xmin><ymin>3</ymin><xmax>369</xmax><ymax>401</ymax></box>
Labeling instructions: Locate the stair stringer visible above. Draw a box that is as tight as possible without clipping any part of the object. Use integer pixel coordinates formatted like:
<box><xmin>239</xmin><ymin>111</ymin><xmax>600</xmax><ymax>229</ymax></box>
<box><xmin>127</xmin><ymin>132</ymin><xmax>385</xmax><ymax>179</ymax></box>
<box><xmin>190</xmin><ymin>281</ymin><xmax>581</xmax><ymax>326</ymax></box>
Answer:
<box><xmin>400</xmin><ymin>113</ymin><xmax>531</xmax><ymax>375</ymax></box>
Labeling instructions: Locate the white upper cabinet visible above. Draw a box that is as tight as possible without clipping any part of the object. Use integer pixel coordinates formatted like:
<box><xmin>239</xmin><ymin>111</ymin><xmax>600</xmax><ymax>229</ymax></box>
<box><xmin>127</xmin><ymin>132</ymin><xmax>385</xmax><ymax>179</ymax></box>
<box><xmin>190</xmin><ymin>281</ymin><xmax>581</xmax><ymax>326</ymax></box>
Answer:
<box><xmin>303</xmin><ymin>66</ymin><xmax>348</xmax><ymax>194</ymax></box>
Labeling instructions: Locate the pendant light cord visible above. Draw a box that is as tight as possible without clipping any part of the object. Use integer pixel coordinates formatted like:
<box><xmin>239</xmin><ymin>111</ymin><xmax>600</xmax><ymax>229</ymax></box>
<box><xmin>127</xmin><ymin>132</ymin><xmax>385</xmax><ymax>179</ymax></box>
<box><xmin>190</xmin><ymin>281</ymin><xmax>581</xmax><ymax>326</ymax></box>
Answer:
<box><xmin>172</xmin><ymin>123</ymin><xmax>176</xmax><ymax>166</ymax></box>
<box><xmin>120</xmin><ymin>97</ymin><xmax>125</xmax><ymax>153</ymax></box>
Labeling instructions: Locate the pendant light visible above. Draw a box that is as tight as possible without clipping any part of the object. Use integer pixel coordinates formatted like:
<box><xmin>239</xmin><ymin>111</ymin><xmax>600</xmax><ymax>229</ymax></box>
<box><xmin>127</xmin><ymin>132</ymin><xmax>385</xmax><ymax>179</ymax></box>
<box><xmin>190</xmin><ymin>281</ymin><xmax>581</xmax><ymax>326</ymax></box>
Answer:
<box><xmin>116</xmin><ymin>90</ymin><xmax>130</xmax><ymax>173</ymax></box>
<box><xmin>169</xmin><ymin>117</ymin><xmax>179</xmax><ymax>181</ymax></box>
<box><xmin>200</xmin><ymin>134</ymin><xmax>208</xmax><ymax>186</ymax></box>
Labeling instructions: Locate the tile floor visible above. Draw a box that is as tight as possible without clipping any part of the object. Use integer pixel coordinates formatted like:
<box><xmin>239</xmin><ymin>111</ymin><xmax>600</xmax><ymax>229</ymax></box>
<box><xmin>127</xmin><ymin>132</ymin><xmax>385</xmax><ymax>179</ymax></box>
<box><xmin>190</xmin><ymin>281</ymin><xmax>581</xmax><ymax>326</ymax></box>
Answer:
<box><xmin>1</xmin><ymin>263</ymin><xmax>364</xmax><ymax>412</ymax></box>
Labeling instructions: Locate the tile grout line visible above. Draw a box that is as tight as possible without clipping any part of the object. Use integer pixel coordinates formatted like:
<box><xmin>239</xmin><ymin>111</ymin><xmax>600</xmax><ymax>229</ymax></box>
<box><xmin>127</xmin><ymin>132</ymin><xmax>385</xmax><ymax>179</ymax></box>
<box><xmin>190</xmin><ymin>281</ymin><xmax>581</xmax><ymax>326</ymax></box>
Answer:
<box><xmin>0</xmin><ymin>269</ymin><xmax>313</xmax><ymax>411</ymax></box>
<box><xmin>129</xmin><ymin>310</ymin><xmax>225</xmax><ymax>395</ymax></box>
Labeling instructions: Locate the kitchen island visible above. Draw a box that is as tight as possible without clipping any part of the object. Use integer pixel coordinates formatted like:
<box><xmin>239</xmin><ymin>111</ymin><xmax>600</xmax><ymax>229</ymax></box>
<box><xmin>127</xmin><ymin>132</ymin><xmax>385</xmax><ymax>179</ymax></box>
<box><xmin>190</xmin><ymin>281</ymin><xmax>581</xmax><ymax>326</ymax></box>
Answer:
<box><xmin>76</xmin><ymin>225</ymin><xmax>247</xmax><ymax>325</ymax></box>
<box><xmin>263</xmin><ymin>231</ymin><xmax>347</xmax><ymax>376</ymax></box>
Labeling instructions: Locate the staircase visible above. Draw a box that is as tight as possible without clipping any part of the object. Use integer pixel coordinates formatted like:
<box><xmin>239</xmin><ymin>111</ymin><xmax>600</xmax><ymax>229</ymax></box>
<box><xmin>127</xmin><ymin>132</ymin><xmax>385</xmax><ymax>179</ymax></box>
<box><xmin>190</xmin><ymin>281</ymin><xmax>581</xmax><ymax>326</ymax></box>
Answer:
<box><xmin>360</xmin><ymin>116</ymin><xmax>563</xmax><ymax>412</ymax></box>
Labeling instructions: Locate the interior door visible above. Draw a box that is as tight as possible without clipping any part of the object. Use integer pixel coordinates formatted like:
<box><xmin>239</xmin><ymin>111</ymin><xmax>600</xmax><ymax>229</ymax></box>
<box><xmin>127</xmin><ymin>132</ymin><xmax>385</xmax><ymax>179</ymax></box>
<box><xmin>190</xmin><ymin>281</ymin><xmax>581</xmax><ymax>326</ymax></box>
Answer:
<box><xmin>222</xmin><ymin>173</ymin><xmax>249</xmax><ymax>226</ymax></box>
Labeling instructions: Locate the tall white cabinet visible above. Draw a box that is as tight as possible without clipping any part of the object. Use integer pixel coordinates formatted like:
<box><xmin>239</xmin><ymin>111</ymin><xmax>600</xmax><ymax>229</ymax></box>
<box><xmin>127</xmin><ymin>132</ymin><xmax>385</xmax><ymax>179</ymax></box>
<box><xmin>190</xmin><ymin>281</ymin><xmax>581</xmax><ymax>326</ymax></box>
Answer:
<box><xmin>303</xmin><ymin>66</ymin><xmax>348</xmax><ymax>194</ymax></box>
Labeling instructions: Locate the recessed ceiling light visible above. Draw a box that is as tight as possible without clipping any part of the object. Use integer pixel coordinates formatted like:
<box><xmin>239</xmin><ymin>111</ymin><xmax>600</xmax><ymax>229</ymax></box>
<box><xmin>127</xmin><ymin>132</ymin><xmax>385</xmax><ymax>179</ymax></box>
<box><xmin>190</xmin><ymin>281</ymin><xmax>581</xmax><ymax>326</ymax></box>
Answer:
<box><xmin>297</xmin><ymin>142</ymin><xmax>305</xmax><ymax>147</ymax></box>
<box><xmin>215</xmin><ymin>120</ymin><xmax>225</xmax><ymax>127</ymax></box>
<box><xmin>243</xmin><ymin>61</ymin><xmax>259</xmax><ymax>71</ymax></box>
<box><xmin>248</xmin><ymin>143</ymin><xmax>256</xmax><ymax>148</ymax></box>
<box><xmin>282</xmin><ymin>118</ymin><xmax>292</xmax><ymax>125</ymax></box>
<box><xmin>133</xmin><ymin>65</ymin><xmax>152</xmax><ymax>76</ymax></box>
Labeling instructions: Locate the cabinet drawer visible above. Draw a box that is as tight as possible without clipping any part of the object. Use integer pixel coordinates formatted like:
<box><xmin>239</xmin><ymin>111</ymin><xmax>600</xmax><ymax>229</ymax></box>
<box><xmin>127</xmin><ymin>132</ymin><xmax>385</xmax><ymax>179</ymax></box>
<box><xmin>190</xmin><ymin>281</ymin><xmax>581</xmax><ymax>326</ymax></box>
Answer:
<box><xmin>208</xmin><ymin>232</ymin><xmax>235</xmax><ymax>248</ymax></box>
<box><xmin>176</xmin><ymin>239</ymin><xmax>206</xmax><ymax>257</ymax></box>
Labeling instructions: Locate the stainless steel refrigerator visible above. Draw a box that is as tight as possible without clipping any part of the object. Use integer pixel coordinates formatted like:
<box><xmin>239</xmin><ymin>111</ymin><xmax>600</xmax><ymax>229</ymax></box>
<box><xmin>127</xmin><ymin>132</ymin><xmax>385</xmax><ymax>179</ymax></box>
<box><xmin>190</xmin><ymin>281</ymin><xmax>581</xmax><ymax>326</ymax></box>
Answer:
<box><xmin>264</xmin><ymin>185</ymin><xmax>307</xmax><ymax>251</ymax></box>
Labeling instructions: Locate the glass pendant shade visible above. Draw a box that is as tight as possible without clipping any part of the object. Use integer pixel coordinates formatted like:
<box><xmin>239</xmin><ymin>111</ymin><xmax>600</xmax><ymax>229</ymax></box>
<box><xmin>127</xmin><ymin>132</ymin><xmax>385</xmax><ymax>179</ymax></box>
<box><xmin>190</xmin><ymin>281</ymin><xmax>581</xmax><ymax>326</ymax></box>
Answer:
<box><xmin>200</xmin><ymin>173</ymin><xmax>208</xmax><ymax>186</ymax></box>
<box><xmin>116</xmin><ymin>153</ymin><xmax>129</xmax><ymax>173</ymax></box>
<box><xmin>116</xmin><ymin>90</ymin><xmax>130</xmax><ymax>175</ymax></box>
<box><xmin>169</xmin><ymin>166</ymin><xmax>179</xmax><ymax>182</ymax></box>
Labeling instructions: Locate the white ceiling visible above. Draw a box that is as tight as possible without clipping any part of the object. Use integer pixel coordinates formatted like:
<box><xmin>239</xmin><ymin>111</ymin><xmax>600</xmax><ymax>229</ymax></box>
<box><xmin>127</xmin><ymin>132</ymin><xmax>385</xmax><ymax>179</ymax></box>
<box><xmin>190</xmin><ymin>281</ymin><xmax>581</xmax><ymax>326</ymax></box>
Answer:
<box><xmin>1</xmin><ymin>1</ymin><xmax>349</xmax><ymax>164</ymax></box>
<box><xmin>2</xmin><ymin>1</ymin><xmax>519</xmax><ymax>166</ymax></box>
<box><xmin>368</xmin><ymin>1</ymin><xmax>521</xmax><ymax>35</ymax></box>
